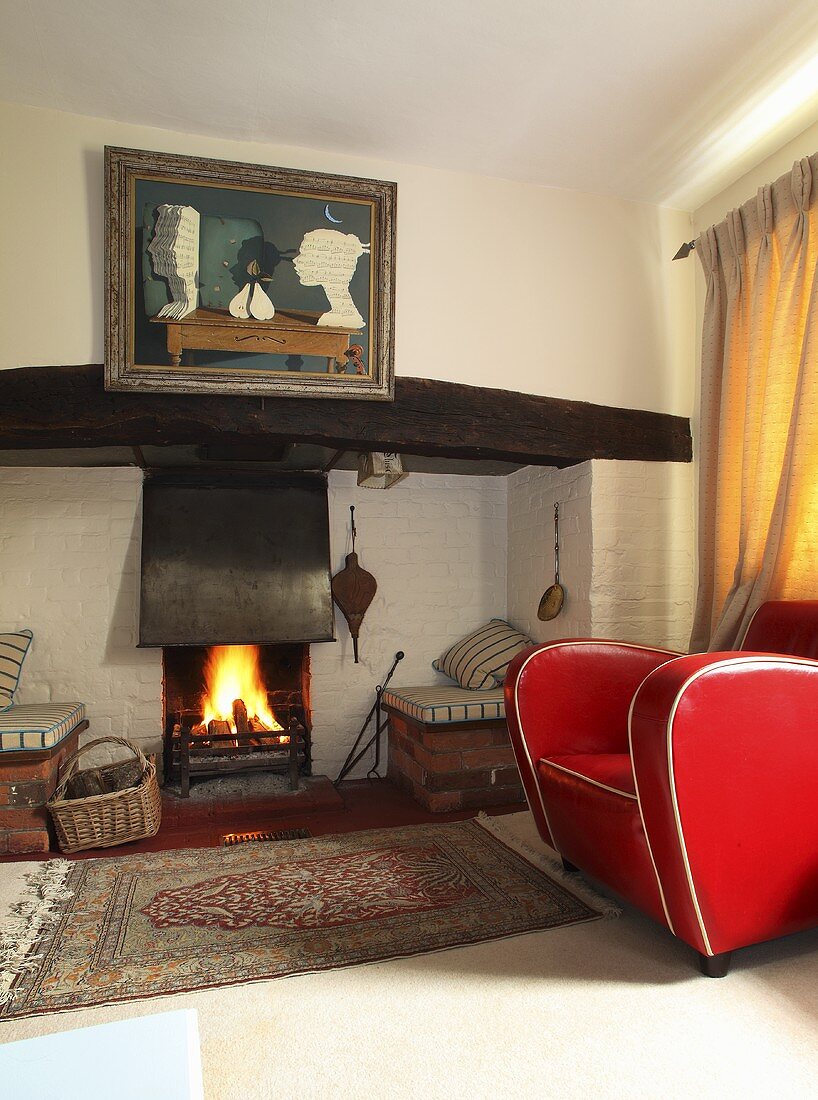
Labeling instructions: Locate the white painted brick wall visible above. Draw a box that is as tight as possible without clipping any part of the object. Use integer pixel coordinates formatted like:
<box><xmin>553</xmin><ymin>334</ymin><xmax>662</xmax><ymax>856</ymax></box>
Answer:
<box><xmin>0</xmin><ymin>460</ymin><xmax>692</xmax><ymax>778</ymax></box>
<box><xmin>0</xmin><ymin>468</ymin><xmax>162</xmax><ymax>767</ymax></box>
<box><xmin>507</xmin><ymin>462</ymin><xmax>594</xmax><ymax>642</ymax></box>
<box><xmin>0</xmin><ymin>467</ymin><xmax>507</xmax><ymax>777</ymax></box>
<box><xmin>508</xmin><ymin>460</ymin><xmax>695</xmax><ymax>652</ymax></box>
<box><xmin>591</xmin><ymin>460</ymin><xmax>695</xmax><ymax>651</ymax></box>
<box><xmin>312</xmin><ymin>470</ymin><xmax>507</xmax><ymax>777</ymax></box>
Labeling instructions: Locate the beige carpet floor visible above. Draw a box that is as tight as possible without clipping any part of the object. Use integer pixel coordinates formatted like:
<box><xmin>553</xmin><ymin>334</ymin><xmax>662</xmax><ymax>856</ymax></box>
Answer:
<box><xmin>2</xmin><ymin>812</ymin><xmax>818</xmax><ymax>1099</ymax></box>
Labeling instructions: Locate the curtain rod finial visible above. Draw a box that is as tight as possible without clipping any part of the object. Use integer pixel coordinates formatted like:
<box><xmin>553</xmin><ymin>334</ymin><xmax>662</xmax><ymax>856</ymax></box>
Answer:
<box><xmin>673</xmin><ymin>240</ymin><xmax>696</xmax><ymax>261</ymax></box>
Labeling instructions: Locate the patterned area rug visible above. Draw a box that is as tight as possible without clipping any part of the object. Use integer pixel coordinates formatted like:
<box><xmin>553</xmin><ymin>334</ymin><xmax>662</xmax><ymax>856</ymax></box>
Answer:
<box><xmin>0</xmin><ymin>817</ymin><xmax>615</xmax><ymax>1020</ymax></box>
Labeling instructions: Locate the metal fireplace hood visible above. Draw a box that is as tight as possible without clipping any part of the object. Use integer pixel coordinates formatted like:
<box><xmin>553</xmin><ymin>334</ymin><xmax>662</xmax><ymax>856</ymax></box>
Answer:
<box><xmin>139</xmin><ymin>470</ymin><xmax>334</xmax><ymax>646</ymax></box>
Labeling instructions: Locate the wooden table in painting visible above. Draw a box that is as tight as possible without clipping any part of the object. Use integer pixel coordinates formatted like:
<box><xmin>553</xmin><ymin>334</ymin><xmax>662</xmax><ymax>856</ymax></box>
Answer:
<box><xmin>151</xmin><ymin>307</ymin><xmax>361</xmax><ymax>373</ymax></box>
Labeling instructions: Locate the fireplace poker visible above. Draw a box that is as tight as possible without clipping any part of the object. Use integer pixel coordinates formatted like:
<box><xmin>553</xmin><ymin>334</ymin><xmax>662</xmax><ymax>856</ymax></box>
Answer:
<box><xmin>334</xmin><ymin>650</ymin><xmax>404</xmax><ymax>785</ymax></box>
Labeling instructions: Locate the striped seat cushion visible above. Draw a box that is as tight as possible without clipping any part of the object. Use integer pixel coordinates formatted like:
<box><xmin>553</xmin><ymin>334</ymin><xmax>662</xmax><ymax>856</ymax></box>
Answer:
<box><xmin>433</xmin><ymin>619</ymin><xmax>532</xmax><ymax>689</ymax></box>
<box><xmin>0</xmin><ymin>703</ymin><xmax>86</xmax><ymax>751</ymax></box>
<box><xmin>0</xmin><ymin>630</ymin><xmax>33</xmax><ymax>710</ymax></box>
<box><xmin>382</xmin><ymin>685</ymin><xmax>505</xmax><ymax>724</ymax></box>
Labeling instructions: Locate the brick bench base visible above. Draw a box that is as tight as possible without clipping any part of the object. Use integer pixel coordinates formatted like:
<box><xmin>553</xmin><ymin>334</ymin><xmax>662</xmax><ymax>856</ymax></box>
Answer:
<box><xmin>0</xmin><ymin>722</ymin><xmax>87</xmax><ymax>853</ymax></box>
<box><xmin>385</xmin><ymin>709</ymin><xmax>525</xmax><ymax>812</ymax></box>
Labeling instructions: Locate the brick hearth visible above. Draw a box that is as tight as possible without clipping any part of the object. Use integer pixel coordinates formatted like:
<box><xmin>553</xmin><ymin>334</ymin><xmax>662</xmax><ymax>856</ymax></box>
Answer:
<box><xmin>386</xmin><ymin>711</ymin><xmax>524</xmax><ymax>812</ymax></box>
<box><xmin>0</xmin><ymin>725</ymin><xmax>85</xmax><ymax>853</ymax></box>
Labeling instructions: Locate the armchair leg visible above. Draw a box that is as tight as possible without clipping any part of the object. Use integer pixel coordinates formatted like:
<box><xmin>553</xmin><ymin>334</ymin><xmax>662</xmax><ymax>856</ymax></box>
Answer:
<box><xmin>561</xmin><ymin>857</ymin><xmax>579</xmax><ymax>873</ymax></box>
<box><xmin>699</xmin><ymin>951</ymin><xmax>732</xmax><ymax>978</ymax></box>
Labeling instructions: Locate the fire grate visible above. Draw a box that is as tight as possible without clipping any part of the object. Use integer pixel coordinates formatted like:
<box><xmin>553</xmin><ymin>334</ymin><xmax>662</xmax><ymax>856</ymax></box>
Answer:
<box><xmin>162</xmin><ymin>643</ymin><xmax>312</xmax><ymax>796</ymax></box>
<box><xmin>221</xmin><ymin>828</ymin><xmax>312</xmax><ymax>846</ymax></box>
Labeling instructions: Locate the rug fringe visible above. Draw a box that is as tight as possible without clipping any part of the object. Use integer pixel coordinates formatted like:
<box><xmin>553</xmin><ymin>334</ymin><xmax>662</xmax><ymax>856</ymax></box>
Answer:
<box><xmin>474</xmin><ymin>813</ymin><xmax>621</xmax><ymax>919</ymax></box>
<box><xmin>0</xmin><ymin>859</ymin><xmax>73</xmax><ymax>1005</ymax></box>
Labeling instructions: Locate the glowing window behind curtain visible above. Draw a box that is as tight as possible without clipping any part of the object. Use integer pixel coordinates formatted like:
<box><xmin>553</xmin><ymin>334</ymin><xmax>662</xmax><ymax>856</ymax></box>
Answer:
<box><xmin>691</xmin><ymin>155</ymin><xmax>818</xmax><ymax>651</ymax></box>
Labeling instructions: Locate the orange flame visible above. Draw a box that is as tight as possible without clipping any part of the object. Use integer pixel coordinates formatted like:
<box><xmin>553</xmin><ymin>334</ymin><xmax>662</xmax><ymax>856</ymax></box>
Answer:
<box><xmin>201</xmin><ymin>645</ymin><xmax>282</xmax><ymax>733</ymax></box>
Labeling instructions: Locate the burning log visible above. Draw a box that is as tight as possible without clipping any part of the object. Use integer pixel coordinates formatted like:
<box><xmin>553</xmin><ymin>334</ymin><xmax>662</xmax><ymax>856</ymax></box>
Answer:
<box><xmin>207</xmin><ymin>719</ymin><xmax>232</xmax><ymax>738</ymax></box>
<box><xmin>232</xmin><ymin>699</ymin><xmax>250</xmax><ymax>735</ymax></box>
<box><xmin>190</xmin><ymin>723</ymin><xmax>208</xmax><ymax>737</ymax></box>
<box><xmin>248</xmin><ymin>713</ymin><xmax>277</xmax><ymax>749</ymax></box>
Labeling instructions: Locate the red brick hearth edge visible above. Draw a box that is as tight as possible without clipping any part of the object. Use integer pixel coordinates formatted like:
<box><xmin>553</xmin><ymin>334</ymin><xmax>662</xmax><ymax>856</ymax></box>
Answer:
<box><xmin>385</xmin><ymin>710</ymin><xmax>525</xmax><ymax>811</ymax></box>
<box><xmin>0</xmin><ymin>727</ymin><xmax>83</xmax><ymax>853</ymax></box>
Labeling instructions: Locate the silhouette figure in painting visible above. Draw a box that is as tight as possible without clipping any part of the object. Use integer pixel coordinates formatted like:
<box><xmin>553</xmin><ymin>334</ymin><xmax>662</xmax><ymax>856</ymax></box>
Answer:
<box><xmin>292</xmin><ymin>229</ymin><xmax>369</xmax><ymax>329</ymax></box>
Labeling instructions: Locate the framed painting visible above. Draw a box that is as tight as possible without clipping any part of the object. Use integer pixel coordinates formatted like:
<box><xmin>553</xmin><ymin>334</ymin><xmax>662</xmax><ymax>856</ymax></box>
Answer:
<box><xmin>104</xmin><ymin>147</ymin><xmax>396</xmax><ymax>400</ymax></box>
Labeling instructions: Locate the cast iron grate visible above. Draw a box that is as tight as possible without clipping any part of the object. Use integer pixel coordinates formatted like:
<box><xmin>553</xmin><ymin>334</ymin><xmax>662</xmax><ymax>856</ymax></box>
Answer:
<box><xmin>221</xmin><ymin>828</ymin><xmax>312</xmax><ymax>846</ymax></box>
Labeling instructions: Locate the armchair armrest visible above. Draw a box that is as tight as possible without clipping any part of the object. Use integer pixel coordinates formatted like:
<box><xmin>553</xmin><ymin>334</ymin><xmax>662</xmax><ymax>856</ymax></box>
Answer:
<box><xmin>629</xmin><ymin>652</ymin><xmax>818</xmax><ymax>956</ymax></box>
<box><xmin>504</xmin><ymin>640</ymin><xmax>677</xmax><ymax>846</ymax></box>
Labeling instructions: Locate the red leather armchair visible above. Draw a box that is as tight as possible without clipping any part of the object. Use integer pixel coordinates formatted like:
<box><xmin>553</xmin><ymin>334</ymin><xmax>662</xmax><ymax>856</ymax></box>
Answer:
<box><xmin>504</xmin><ymin>601</ymin><xmax>818</xmax><ymax>976</ymax></box>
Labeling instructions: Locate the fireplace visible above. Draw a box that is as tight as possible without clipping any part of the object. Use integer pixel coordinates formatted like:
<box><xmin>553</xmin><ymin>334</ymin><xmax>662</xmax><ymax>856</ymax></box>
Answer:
<box><xmin>138</xmin><ymin>469</ymin><xmax>334</xmax><ymax>795</ymax></box>
<box><xmin>162</xmin><ymin>643</ymin><xmax>312</xmax><ymax>795</ymax></box>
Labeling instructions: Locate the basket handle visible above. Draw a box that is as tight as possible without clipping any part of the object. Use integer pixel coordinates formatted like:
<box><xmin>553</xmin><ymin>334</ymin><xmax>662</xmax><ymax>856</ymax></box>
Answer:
<box><xmin>54</xmin><ymin>736</ymin><xmax>149</xmax><ymax>801</ymax></box>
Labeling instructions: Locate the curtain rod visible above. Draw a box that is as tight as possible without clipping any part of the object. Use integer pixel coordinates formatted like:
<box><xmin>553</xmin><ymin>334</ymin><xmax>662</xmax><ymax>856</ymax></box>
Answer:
<box><xmin>673</xmin><ymin>240</ymin><xmax>696</xmax><ymax>261</ymax></box>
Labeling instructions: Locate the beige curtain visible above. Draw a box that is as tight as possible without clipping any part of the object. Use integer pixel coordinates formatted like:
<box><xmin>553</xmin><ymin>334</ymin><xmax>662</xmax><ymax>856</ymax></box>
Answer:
<box><xmin>691</xmin><ymin>155</ymin><xmax>818</xmax><ymax>651</ymax></box>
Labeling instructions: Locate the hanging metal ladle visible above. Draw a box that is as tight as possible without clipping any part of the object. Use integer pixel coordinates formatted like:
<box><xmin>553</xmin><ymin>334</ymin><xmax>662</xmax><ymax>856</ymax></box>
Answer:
<box><xmin>538</xmin><ymin>502</ymin><xmax>565</xmax><ymax>621</ymax></box>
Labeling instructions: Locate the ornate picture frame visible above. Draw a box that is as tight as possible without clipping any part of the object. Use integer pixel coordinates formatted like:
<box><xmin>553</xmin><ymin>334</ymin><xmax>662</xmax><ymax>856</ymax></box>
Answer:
<box><xmin>105</xmin><ymin>147</ymin><xmax>396</xmax><ymax>400</ymax></box>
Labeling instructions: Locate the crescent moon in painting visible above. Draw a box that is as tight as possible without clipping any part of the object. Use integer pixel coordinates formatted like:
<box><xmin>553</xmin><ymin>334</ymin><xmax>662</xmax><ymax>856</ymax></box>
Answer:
<box><xmin>324</xmin><ymin>203</ymin><xmax>343</xmax><ymax>224</ymax></box>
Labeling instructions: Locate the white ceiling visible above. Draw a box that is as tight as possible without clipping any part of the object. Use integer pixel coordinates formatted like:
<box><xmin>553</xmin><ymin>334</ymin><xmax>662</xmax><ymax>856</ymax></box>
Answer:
<box><xmin>4</xmin><ymin>0</ymin><xmax>818</xmax><ymax>209</ymax></box>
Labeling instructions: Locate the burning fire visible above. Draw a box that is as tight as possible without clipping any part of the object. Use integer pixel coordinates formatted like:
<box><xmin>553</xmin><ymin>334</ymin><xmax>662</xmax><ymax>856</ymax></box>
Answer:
<box><xmin>201</xmin><ymin>645</ymin><xmax>283</xmax><ymax>734</ymax></box>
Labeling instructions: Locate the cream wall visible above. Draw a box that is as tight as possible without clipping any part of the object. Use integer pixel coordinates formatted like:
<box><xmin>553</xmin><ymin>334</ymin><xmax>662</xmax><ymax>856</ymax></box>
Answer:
<box><xmin>0</xmin><ymin>100</ymin><xmax>694</xmax><ymax>415</ymax></box>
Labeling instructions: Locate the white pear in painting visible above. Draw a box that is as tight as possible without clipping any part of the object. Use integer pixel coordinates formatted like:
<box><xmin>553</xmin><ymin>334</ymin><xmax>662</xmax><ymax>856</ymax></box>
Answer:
<box><xmin>230</xmin><ymin>260</ymin><xmax>275</xmax><ymax>320</ymax></box>
<box><xmin>249</xmin><ymin>282</ymin><xmax>275</xmax><ymax>320</ymax></box>
<box><xmin>229</xmin><ymin>284</ymin><xmax>251</xmax><ymax>319</ymax></box>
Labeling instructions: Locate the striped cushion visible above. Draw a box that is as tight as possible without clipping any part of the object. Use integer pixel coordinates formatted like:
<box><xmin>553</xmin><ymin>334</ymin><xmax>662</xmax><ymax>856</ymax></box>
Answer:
<box><xmin>0</xmin><ymin>630</ymin><xmax>33</xmax><ymax>710</ymax></box>
<box><xmin>382</xmin><ymin>685</ymin><xmax>505</xmax><ymax>724</ymax></box>
<box><xmin>0</xmin><ymin>703</ymin><xmax>86</xmax><ymax>751</ymax></box>
<box><xmin>433</xmin><ymin>619</ymin><xmax>532</xmax><ymax>689</ymax></box>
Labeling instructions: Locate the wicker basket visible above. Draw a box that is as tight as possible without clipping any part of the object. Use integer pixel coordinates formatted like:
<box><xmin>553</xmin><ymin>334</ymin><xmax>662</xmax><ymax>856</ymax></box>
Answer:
<box><xmin>48</xmin><ymin>736</ymin><xmax>162</xmax><ymax>853</ymax></box>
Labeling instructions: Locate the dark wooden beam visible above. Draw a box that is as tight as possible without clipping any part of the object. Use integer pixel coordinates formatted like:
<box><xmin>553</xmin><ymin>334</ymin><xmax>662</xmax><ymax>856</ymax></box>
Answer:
<box><xmin>198</xmin><ymin>442</ymin><xmax>292</xmax><ymax>463</ymax></box>
<box><xmin>0</xmin><ymin>364</ymin><xmax>691</xmax><ymax>467</ymax></box>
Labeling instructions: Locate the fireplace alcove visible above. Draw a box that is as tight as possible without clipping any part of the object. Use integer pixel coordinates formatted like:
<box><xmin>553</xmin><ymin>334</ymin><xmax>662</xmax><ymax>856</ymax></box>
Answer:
<box><xmin>1</xmin><ymin>366</ymin><xmax>693</xmax><ymax>803</ymax></box>
<box><xmin>140</xmin><ymin>470</ymin><xmax>333</xmax><ymax>795</ymax></box>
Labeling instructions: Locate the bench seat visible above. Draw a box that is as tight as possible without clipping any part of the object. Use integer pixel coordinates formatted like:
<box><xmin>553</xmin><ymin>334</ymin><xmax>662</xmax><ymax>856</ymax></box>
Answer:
<box><xmin>381</xmin><ymin>685</ymin><xmax>505</xmax><ymax>725</ymax></box>
<box><xmin>0</xmin><ymin>702</ymin><xmax>87</xmax><ymax>751</ymax></box>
